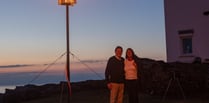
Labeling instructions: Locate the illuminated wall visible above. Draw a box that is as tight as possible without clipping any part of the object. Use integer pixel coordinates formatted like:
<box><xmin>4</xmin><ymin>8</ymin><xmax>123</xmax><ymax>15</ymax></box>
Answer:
<box><xmin>164</xmin><ymin>0</ymin><xmax>209</xmax><ymax>63</ymax></box>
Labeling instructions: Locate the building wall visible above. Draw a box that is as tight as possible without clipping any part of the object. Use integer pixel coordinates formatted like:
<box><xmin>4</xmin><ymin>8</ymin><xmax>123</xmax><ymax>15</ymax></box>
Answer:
<box><xmin>164</xmin><ymin>0</ymin><xmax>209</xmax><ymax>63</ymax></box>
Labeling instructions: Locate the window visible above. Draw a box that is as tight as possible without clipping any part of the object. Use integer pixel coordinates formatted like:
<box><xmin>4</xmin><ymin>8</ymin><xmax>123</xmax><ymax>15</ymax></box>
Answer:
<box><xmin>182</xmin><ymin>38</ymin><xmax>192</xmax><ymax>54</ymax></box>
<box><xmin>178</xmin><ymin>29</ymin><xmax>194</xmax><ymax>55</ymax></box>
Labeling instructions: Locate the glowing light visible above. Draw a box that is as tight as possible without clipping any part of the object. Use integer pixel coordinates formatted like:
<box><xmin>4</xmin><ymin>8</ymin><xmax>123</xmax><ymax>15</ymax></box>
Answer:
<box><xmin>58</xmin><ymin>0</ymin><xmax>76</xmax><ymax>6</ymax></box>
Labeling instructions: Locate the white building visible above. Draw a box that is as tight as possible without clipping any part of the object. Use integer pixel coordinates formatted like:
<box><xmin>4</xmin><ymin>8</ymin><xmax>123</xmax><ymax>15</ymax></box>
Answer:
<box><xmin>164</xmin><ymin>0</ymin><xmax>209</xmax><ymax>63</ymax></box>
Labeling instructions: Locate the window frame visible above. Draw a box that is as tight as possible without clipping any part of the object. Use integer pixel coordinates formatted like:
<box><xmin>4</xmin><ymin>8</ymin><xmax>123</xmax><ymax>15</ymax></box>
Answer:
<box><xmin>179</xmin><ymin>33</ymin><xmax>194</xmax><ymax>57</ymax></box>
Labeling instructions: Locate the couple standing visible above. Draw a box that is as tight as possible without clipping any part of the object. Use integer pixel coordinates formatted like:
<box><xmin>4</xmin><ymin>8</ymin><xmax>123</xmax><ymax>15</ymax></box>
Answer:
<box><xmin>105</xmin><ymin>46</ymin><xmax>141</xmax><ymax>103</ymax></box>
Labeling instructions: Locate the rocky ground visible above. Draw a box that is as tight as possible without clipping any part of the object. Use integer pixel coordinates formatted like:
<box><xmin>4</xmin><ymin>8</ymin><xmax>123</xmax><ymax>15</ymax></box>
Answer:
<box><xmin>20</xmin><ymin>88</ymin><xmax>209</xmax><ymax>103</ymax></box>
<box><xmin>1</xmin><ymin>58</ymin><xmax>209</xmax><ymax>103</ymax></box>
<box><xmin>1</xmin><ymin>79</ymin><xmax>209</xmax><ymax>103</ymax></box>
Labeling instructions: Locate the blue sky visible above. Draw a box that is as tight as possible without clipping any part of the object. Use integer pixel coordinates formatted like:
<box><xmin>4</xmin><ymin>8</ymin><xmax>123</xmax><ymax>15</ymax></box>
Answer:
<box><xmin>0</xmin><ymin>0</ymin><xmax>166</xmax><ymax>66</ymax></box>
<box><xmin>0</xmin><ymin>0</ymin><xmax>166</xmax><ymax>91</ymax></box>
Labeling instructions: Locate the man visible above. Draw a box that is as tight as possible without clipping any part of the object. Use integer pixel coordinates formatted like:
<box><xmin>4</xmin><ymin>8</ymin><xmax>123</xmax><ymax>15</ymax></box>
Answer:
<box><xmin>105</xmin><ymin>46</ymin><xmax>125</xmax><ymax>103</ymax></box>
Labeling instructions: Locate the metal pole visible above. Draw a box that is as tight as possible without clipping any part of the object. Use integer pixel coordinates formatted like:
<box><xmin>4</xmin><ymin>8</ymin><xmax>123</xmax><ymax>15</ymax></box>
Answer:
<box><xmin>66</xmin><ymin>5</ymin><xmax>70</xmax><ymax>83</ymax></box>
<box><xmin>66</xmin><ymin>5</ymin><xmax>70</xmax><ymax>103</ymax></box>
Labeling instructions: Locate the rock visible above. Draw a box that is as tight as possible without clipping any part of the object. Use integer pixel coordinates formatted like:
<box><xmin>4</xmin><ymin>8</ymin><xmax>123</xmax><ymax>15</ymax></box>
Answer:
<box><xmin>0</xmin><ymin>93</ymin><xmax>3</xmax><ymax>103</ymax></box>
<box><xmin>2</xmin><ymin>80</ymin><xmax>107</xmax><ymax>103</ymax></box>
<box><xmin>2</xmin><ymin>58</ymin><xmax>209</xmax><ymax>102</ymax></box>
<box><xmin>139</xmin><ymin>59</ymin><xmax>209</xmax><ymax>98</ymax></box>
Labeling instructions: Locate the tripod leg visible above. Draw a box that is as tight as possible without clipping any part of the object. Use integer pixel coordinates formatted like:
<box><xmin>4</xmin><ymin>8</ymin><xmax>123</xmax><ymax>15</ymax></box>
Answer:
<box><xmin>162</xmin><ymin>78</ymin><xmax>173</xmax><ymax>101</ymax></box>
<box><xmin>176</xmin><ymin>78</ymin><xmax>186</xmax><ymax>100</ymax></box>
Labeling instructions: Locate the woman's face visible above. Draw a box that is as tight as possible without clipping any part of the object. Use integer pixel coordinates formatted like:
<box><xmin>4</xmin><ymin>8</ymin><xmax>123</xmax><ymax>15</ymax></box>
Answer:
<box><xmin>126</xmin><ymin>49</ymin><xmax>133</xmax><ymax>58</ymax></box>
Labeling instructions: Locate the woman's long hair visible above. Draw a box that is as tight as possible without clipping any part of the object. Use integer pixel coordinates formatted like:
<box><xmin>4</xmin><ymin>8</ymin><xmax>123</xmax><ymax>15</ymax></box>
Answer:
<box><xmin>125</xmin><ymin>48</ymin><xmax>139</xmax><ymax>61</ymax></box>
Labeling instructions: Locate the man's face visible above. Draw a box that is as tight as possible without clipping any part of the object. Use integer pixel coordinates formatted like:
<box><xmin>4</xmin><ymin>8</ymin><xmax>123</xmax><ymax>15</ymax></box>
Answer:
<box><xmin>115</xmin><ymin>48</ymin><xmax>123</xmax><ymax>57</ymax></box>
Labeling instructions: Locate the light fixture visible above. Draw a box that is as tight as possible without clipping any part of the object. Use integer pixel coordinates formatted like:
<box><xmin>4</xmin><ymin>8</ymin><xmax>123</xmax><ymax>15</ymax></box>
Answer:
<box><xmin>58</xmin><ymin>0</ymin><xmax>76</xmax><ymax>6</ymax></box>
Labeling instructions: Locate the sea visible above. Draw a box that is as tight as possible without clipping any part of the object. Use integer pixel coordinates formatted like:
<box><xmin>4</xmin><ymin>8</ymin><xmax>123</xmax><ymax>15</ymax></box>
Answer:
<box><xmin>0</xmin><ymin>73</ymin><xmax>104</xmax><ymax>93</ymax></box>
<box><xmin>0</xmin><ymin>61</ymin><xmax>106</xmax><ymax>93</ymax></box>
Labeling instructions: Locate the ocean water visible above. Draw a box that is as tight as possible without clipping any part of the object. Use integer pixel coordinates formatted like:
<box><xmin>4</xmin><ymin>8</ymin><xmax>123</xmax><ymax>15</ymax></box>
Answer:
<box><xmin>0</xmin><ymin>86</ymin><xmax>16</xmax><ymax>93</ymax></box>
<box><xmin>0</xmin><ymin>72</ymin><xmax>105</xmax><ymax>93</ymax></box>
<box><xmin>0</xmin><ymin>62</ymin><xmax>106</xmax><ymax>93</ymax></box>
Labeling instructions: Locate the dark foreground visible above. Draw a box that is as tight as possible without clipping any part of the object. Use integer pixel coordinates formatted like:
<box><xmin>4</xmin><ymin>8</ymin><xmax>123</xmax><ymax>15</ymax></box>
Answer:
<box><xmin>2</xmin><ymin>59</ymin><xmax>209</xmax><ymax>103</ymax></box>
<box><xmin>21</xmin><ymin>89</ymin><xmax>209</xmax><ymax>103</ymax></box>
<box><xmin>1</xmin><ymin>80</ymin><xmax>209</xmax><ymax>103</ymax></box>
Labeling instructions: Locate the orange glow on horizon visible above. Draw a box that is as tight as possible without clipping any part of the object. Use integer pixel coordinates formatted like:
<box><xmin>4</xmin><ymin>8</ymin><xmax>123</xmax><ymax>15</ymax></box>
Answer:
<box><xmin>0</xmin><ymin>62</ymin><xmax>106</xmax><ymax>74</ymax></box>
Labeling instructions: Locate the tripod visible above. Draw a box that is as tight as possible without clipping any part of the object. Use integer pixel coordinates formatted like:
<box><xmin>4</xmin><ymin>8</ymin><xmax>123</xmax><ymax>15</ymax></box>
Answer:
<box><xmin>162</xmin><ymin>71</ymin><xmax>186</xmax><ymax>101</ymax></box>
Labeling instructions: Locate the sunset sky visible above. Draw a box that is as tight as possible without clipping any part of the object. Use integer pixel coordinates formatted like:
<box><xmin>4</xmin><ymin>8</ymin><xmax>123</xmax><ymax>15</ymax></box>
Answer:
<box><xmin>0</xmin><ymin>0</ymin><xmax>165</xmax><ymax>72</ymax></box>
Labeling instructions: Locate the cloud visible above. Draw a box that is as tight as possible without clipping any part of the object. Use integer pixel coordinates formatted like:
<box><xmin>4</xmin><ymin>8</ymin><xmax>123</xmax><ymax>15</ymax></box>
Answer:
<box><xmin>0</xmin><ymin>64</ymin><xmax>33</xmax><ymax>69</ymax></box>
<box><xmin>79</xmin><ymin>60</ymin><xmax>107</xmax><ymax>63</ymax></box>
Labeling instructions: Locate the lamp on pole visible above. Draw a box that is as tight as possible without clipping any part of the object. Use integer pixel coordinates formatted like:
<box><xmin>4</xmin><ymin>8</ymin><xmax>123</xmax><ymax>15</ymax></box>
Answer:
<box><xmin>58</xmin><ymin>0</ymin><xmax>76</xmax><ymax>102</ymax></box>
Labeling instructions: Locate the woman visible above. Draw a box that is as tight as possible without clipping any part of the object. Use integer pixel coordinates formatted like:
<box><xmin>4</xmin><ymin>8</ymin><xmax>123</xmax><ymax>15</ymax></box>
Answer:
<box><xmin>124</xmin><ymin>48</ymin><xmax>140</xmax><ymax>103</ymax></box>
